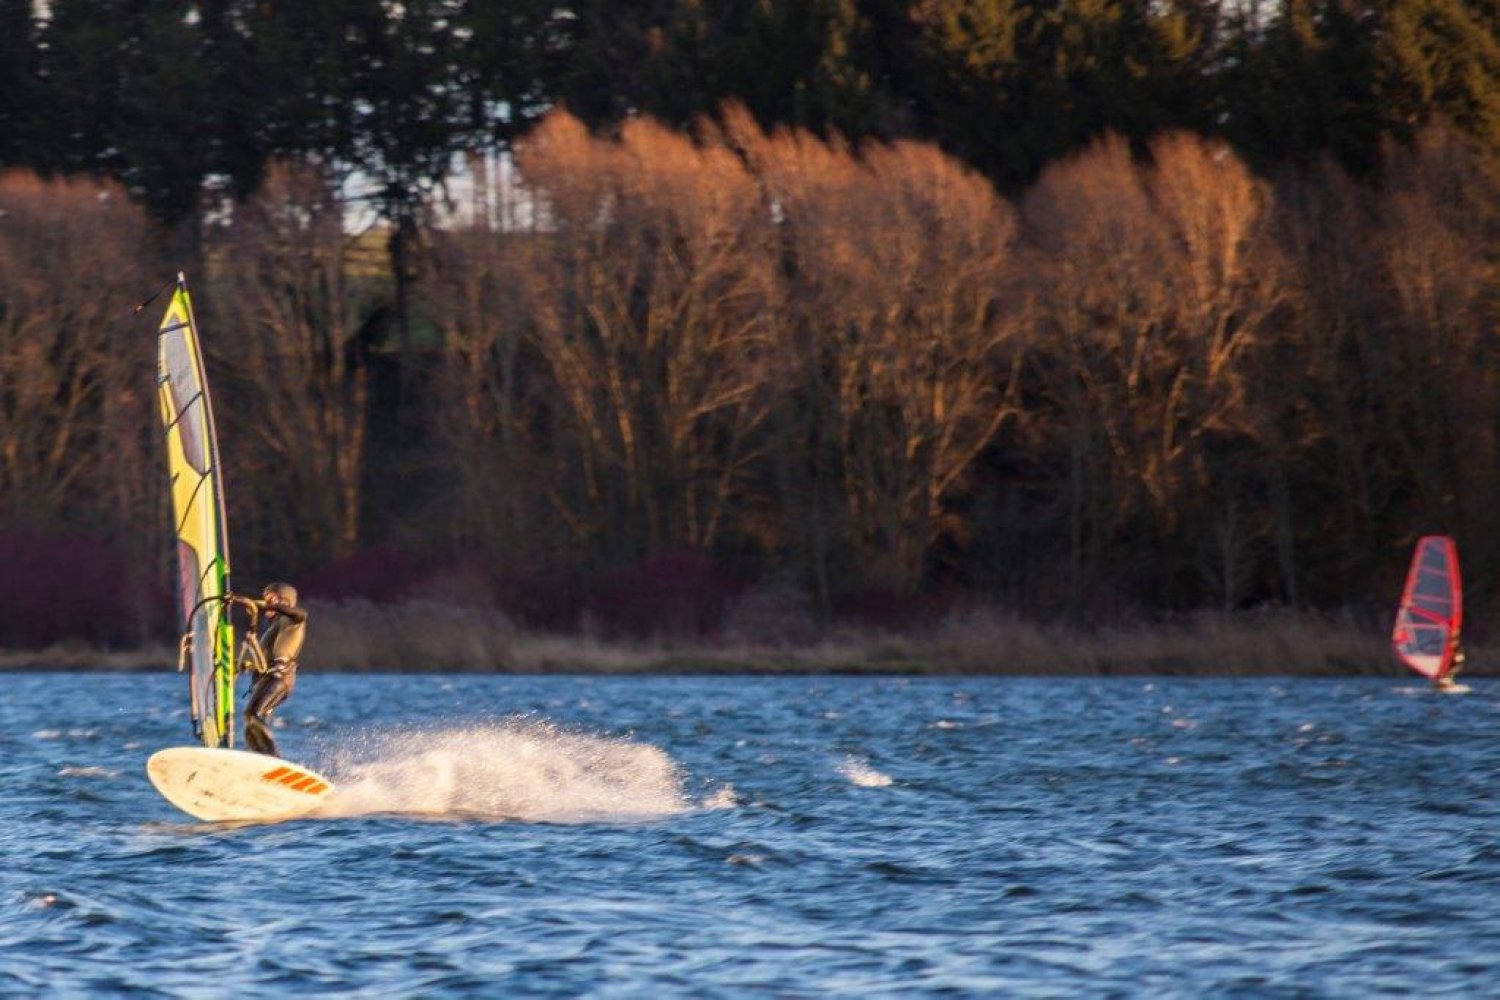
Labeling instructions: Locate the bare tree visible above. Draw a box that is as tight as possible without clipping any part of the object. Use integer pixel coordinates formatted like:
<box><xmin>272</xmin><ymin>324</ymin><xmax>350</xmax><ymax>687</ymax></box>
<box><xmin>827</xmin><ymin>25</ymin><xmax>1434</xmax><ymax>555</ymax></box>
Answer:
<box><xmin>729</xmin><ymin>112</ymin><xmax>1023</xmax><ymax>593</ymax></box>
<box><xmin>1020</xmin><ymin>134</ymin><xmax>1164</xmax><ymax>605</ymax></box>
<box><xmin>1269</xmin><ymin>128</ymin><xmax>1500</xmax><ymax>604</ymax></box>
<box><xmin>512</xmin><ymin>112</ymin><xmax>786</xmax><ymax>563</ymax></box>
<box><xmin>425</xmin><ymin>223</ymin><xmax>537</xmax><ymax>560</ymax></box>
<box><xmin>1150</xmin><ymin>133</ymin><xmax>1294</xmax><ymax>606</ymax></box>
<box><xmin>0</xmin><ymin>172</ymin><xmax>166</xmax><ymax>636</ymax></box>
<box><xmin>1372</xmin><ymin>127</ymin><xmax>1500</xmax><ymax>584</ymax></box>
<box><xmin>1271</xmin><ymin>156</ymin><xmax>1385</xmax><ymax>597</ymax></box>
<box><xmin>1020</xmin><ymin>133</ymin><xmax>1287</xmax><ymax>608</ymax></box>
<box><xmin>0</xmin><ymin>171</ymin><xmax>156</xmax><ymax>531</ymax></box>
<box><xmin>208</xmin><ymin>162</ymin><xmax>377</xmax><ymax>566</ymax></box>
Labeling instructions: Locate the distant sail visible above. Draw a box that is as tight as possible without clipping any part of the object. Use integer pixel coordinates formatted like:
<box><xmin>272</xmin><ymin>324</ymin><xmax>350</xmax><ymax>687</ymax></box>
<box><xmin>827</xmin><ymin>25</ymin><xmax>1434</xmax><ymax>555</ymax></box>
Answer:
<box><xmin>157</xmin><ymin>275</ymin><xmax>236</xmax><ymax>747</ymax></box>
<box><xmin>1391</xmin><ymin>536</ymin><xmax>1462</xmax><ymax>681</ymax></box>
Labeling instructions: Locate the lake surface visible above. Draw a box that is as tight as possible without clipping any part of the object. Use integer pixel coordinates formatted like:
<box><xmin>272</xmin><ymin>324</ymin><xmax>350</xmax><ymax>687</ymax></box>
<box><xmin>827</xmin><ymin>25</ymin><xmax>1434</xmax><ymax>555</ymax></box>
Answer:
<box><xmin>4</xmin><ymin>673</ymin><xmax>1498</xmax><ymax>995</ymax></box>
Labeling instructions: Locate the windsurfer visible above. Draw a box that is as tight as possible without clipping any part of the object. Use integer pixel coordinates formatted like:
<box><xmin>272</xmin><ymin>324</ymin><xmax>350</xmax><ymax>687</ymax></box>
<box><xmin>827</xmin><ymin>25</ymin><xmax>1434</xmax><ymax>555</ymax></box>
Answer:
<box><xmin>1437</xmin><ymin>638</ymin><xmax>1465</xmax><ymax>691</ymax></box>
<box><xmin>230</xmin><ymin>582</ymin><xmax>308</xmax><ymax>757</ymax></box>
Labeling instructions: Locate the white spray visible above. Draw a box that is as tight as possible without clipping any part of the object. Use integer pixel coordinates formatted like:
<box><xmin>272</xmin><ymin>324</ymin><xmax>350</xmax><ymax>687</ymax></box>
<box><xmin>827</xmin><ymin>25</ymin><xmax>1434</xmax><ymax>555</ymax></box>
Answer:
<box><xmin>309</xmin><ymin>719</ymin><xmax>690</xmax><ymax>823</ymax></box>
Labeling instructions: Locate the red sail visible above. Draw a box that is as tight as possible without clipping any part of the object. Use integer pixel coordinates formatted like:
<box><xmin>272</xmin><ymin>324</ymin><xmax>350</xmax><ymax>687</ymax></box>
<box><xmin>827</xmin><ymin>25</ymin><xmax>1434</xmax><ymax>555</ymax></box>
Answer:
<box><xmin>1391</xmin><ymin>536</ymin><xmax>1462</xmax><ymax>680</ymax></box>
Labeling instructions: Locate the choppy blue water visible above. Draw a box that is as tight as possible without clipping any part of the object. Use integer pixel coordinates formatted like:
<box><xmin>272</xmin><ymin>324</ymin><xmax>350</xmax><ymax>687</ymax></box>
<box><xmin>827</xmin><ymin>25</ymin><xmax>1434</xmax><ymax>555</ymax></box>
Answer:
<box><xmin>5</xmin><ymin>674</ymin><xmax>1499</xmax><ymax>995</ymax></box>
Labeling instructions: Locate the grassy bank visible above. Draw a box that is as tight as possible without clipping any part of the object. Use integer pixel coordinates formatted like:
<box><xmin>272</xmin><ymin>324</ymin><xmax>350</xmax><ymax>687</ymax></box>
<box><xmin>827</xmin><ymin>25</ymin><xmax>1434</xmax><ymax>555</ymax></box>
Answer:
<box><xmin>0</xmin><ymin>602</ymin><xmax>1454</xmax><ymax>678</ymax></box>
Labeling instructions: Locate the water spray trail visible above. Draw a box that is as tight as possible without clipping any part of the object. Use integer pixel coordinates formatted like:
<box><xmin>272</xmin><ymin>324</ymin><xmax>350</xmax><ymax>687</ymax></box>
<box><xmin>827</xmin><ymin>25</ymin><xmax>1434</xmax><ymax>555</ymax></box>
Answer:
<box><xmin>310</xmin><ymin>720</ymin><xmax>690</xmax><ymax>823</ymax></box>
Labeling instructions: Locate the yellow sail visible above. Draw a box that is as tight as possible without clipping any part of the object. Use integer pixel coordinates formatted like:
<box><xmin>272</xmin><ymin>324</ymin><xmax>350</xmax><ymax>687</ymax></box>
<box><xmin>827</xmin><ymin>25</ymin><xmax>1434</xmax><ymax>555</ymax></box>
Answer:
<box><xmin>156</xmin><ymin>275</ymin><xmax>235</xmax><ymax>747</ymax></box>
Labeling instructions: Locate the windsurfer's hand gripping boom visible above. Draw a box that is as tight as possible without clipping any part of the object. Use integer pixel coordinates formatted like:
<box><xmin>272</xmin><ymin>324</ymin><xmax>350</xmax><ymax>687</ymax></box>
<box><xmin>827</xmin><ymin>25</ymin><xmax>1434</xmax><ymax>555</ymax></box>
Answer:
<box><xmin>222</xmin><ymin>593</ymin><xmax>263</xmax><ymax>615</ymax></box>
<box><xmin>219</xmin><ymin>589</ymin><xmax>308</xmax><ymax>624</ymax></box>
<box><xmin>180</xmin><ymin>593</ymin><xmax>268</xmax><ymax>676</ymax></box>
<box><xmin>184</xmin><ymin>592</ymin><xmax>260</xmax><ymax>627</ymax></box>
<box><xmin>177</xmin><ymin>593</ymin><xmax>256</xmax><ymax>670</ymax></box>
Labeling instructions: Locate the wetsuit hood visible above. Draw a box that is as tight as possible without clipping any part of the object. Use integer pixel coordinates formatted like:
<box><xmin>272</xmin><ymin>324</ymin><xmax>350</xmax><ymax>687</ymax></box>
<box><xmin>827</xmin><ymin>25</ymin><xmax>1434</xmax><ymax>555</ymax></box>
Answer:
<box><xmin>263</xmin><ymin>582</ymin><xmax>298</xmax><ymax>607</ymax></box>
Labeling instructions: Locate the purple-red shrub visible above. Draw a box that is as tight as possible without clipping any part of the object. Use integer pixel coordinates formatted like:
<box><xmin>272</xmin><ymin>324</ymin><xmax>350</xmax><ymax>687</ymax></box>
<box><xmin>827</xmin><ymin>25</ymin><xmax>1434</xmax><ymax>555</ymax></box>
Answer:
<box><xmin>298</xmin><ymin>547</ymin><xmax>515</xmax><ymax>614</ymax></box>
<box><xmin>0</xmin><ymin>533</ymin><xmax>138</xmax><ymax>647</ymax></box>
<box><xmin>835</xmin><ymin>586</ymin><xmax>962</xmax><ymax>632</ymax></box>
<box><xmin>587</xmin><ymin>550</ymin><xmax>744</xmax><ymax>639</ymax></box>
<box><xmin>296</xmin><ymin>547</ymin><xmax>436</xmax><ymax>604</ymax></box>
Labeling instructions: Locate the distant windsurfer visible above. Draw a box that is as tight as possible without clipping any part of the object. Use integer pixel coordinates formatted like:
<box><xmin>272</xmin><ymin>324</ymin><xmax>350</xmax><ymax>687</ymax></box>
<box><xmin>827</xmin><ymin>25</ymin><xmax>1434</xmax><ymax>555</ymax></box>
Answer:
<box><xmin>1436</xmin><ymin>636</ymin><xmax>1465</xmax><ymax>692</ymax></box>
<box><xmin>229</xmin><ymin>582</ymin><xmax>308</xmax><ymax>756</ymax></box>
<box><xmin>1392</xmin><ymin>536</ymin><xmax>1464</xmax><ymax>691</ymax></box>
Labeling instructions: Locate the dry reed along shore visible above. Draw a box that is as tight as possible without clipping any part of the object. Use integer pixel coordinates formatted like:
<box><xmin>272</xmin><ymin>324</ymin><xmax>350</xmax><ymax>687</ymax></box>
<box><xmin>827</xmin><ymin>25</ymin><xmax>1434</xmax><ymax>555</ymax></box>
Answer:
<box><xmin>0</xmin><ymin>602</ymin><xmax>1436</xmax><ymax>677</ymax></box>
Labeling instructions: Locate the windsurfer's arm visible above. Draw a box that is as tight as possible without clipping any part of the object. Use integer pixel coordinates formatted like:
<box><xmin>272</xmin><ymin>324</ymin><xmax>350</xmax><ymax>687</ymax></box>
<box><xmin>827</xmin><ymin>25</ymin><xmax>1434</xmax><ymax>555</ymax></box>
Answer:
<box><xmin>223</xmin><ymin>593</ymin><xmax>261</xmax><ymax>610</ymax></box>
<box><xmin>270</xmin><ymin>603</ymin><xmax>308</xmax><ymax>624</ymax></box>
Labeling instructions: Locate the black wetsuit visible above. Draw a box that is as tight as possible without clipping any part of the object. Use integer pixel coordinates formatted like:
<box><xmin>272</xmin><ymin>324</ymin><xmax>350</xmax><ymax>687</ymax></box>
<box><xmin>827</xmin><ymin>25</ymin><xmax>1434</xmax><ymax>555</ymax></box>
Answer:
<box><xmin>244</xmin><ymin>603</ymin><xmax>308</xmax><ymax>757</ymax></box>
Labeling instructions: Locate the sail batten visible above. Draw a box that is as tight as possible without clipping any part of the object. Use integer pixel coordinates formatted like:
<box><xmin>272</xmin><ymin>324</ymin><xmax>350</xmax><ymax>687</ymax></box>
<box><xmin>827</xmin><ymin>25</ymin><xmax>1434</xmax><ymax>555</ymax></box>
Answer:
<box><xmin>157</xmin><ymin>277</ymin><xmax>235</xmax><ymax>747</ymax></box>
<box><xmin>1392</xmin><ymin>535</ymin><xmax>1462</xmax><ymax>681</ymax></box>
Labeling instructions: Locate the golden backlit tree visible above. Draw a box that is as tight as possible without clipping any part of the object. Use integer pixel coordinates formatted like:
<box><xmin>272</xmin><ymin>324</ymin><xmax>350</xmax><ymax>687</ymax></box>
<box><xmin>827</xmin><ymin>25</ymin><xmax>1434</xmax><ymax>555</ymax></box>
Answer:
<box><xmin>735</xmin><ymin>117</ymin><xmax>1023</xmax><ymax>594</ymax></box>
<box><xmin>1021</xmin><ymin>133</ymin><xmax>1288</xmax><ymax>607</ymax></box>
<box><xmin>512</xmin><ymin>112</ymin><xmax>787</xmax><ymax>562</ymax></box>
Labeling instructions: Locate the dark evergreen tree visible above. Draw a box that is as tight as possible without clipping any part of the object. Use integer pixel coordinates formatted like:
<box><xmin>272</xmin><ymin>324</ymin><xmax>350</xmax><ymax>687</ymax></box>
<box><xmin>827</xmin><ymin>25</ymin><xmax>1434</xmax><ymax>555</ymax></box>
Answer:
<box><xmin>694</xmin><ymin>0</ymin><xmax>883</xmax><ymax>136</ymax></box>
<box><xmin>552</xmin><ymin>0</ymin><xmax>891</xmax><ymax>142</ymax></box>
<box><xmin>346</xmin><ymin>0</ymin><xmax>467</xmax><ymax>371</ymax></box>
<box><xmin>1223</xmin><ymin>0</ymin><xmax>1382</xmax><ymax>172</ymax></box>
<box><xmin>909</xmin><ymin>0</ymin><xmax>1215</xmax><ymax>190</ymax></box>
<box><xmin>548</xmin><ymin>0</ymin><xmax>674</xmax><ymax>124</ymax></box>
<box><xmin>350</xmin><ymin>0</ymin><xmax>466</xmax><ymax>220</ymax></box>
<box><xmin>232</xmin><ymin>0</ymin><xmax>370</xmax><ymax>172</ymax></box>
<box><xmin>457</xmin><ymin>0</ymin><xmax>565</xmax><ymax>148</ymax></box>
<box><xmin>0</xmin><ymin>0</ymin><xmax>39</xmax><ymax>167</ymax></box>
<box><xmin>113</xmin><ymin>1</ymin><xmax>220</xmax><ymax>226</ymax></box>
<box><xmin>1224</xmin><ymin>0</ymin><xmax>1499</xmax><ymax>175</ymax></box>
<box><xmin>1373</xmin><ymin>0</ymin><xmax>1500</xmax><ymax>163</ymax></box>
<box><xmin>32</xmin><ymin>0</ymin><xmax>142</xmax><ymax>177</ymax></box>
<box><xmin>906</xmin><ymin>0</ymin><xmax>1025</xmax><ymax>183</ymax></box>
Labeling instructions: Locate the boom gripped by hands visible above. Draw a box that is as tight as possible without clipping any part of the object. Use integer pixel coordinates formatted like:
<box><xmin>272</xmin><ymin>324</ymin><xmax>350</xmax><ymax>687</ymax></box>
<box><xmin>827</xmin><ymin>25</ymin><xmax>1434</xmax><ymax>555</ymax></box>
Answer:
<box><xmin>178</xmin><ymin>592</ymin><xmax>268</xmax><ymax>678</ymax></box>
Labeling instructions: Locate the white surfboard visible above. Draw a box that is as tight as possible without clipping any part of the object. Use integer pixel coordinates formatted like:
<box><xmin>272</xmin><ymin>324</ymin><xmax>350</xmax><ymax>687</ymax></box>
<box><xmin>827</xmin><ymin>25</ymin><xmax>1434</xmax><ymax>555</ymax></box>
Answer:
<box><xmin>147</xmin><ymin>747</ymin><xmax>335</xmax><ymax>822</ymax></box>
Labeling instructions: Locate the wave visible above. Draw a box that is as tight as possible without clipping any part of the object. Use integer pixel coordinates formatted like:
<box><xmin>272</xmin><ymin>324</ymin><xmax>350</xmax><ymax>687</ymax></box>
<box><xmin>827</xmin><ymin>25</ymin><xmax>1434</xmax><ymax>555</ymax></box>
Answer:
<box><xmin>839</xmin><ymin>757</ymin><xmax>893</xmax><ymax>788</ymax></box>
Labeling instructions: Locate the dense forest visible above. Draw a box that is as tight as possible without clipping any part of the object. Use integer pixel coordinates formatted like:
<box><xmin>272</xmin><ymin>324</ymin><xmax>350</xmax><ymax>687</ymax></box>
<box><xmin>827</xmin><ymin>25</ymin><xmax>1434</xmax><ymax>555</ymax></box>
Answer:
<box><xmin>1</xmin><ymin>0</ymin><xmax>1498</xmax><ymax>649</ymax></box>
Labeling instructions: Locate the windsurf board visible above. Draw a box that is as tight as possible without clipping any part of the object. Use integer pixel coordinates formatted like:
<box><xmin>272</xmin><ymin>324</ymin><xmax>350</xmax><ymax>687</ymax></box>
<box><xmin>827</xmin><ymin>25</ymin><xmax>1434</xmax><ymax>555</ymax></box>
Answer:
<box><xmin>147</xmin><ymin>747</ymin><xmax>334</xmax><ymax>822</ymax></box>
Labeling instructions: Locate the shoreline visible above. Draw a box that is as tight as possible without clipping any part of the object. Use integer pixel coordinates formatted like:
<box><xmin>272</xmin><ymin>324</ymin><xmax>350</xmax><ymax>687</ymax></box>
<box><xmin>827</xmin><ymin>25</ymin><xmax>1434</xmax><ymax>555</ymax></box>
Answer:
<box><xmin>0</xmin><ymin>605</ymin><xmax>1475</xmax><ymax>678</ymax></box>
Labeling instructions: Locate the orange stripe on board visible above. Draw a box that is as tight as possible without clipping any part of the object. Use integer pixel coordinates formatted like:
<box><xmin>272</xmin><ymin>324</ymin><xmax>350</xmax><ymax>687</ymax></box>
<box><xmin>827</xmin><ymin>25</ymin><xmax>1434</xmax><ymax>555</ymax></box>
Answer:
<box><xmin>260</xmin><ymin>764</ymin><xmax>328</xmax><ymax>794</ymax></box>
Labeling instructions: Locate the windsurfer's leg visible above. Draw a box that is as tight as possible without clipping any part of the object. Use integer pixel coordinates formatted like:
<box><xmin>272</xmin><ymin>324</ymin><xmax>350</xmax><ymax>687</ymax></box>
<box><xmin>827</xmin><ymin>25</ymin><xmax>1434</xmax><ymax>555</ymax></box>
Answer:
<box><xmin>244</xmin><ymin>716</ymin><xmax>278</xmax><ymax>756</ymax></box>
<box><xmin>243</xmin><ymin>674</ymin><xmax>290</xmax><ymax>756</ymax></box>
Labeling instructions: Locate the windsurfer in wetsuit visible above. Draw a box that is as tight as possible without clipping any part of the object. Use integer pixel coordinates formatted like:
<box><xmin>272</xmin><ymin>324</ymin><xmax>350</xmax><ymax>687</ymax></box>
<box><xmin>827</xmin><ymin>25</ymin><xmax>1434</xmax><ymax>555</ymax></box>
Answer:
<box><xmin>1437</xmin><ymin>635</ymin><xmax>1465</xmax><ymax>691</ymax></box>
<box><xmin>230</xmin><ymin>582</ymin><xmax>308</xmax><ymax>756</ymax></box>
